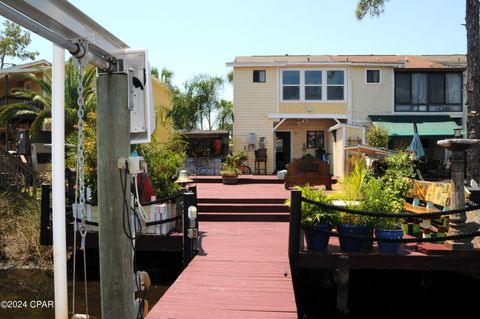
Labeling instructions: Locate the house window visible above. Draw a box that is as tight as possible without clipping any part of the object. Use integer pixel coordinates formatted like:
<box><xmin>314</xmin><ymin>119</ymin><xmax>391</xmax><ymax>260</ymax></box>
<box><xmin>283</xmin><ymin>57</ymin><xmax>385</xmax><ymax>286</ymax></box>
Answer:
<box><xmin>281</xmin><ymin>69</ymin><xmax>344</xmax><ymax>101</ymax></box>
<box><xmin>253</xmin><ymin>70</ymin><xmax>266</xmax><ymax>83</ymax></box>
<box><xmin>327</xmin><ymin>71</ymin><xmax>344</xmax><ymax>100</ymax></box>
<box><xmin>306</xmin><ymin>131</ymin><xmax>324</xmax><ymax>148</ymax></box>
<box><xmin>394</xmin><ymin>72</ymin><xmax>463</xmax><ymax>112</ymax></box>
<box><xmin>305</xmin><ymin>70</ymin><xmax>322</xmax><ymax>100</ymax></box>
<box><xmin>366</xmin><ymin>70</ymin><xmax>381</xmax><ymax>83</ymax></box>
<box><xmin>282</xmin><ymin>70</ymin><xmax>300</xmax><ymax>100</ymax></box>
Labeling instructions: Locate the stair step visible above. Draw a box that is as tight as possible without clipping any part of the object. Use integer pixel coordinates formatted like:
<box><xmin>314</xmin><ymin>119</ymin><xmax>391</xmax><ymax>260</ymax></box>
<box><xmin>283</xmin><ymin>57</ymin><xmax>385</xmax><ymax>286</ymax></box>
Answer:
<box><xmin>198</xmin><ymin>203</ymin><xmax>289</xmax><ymax>212</ymax></box>
<box><xmin>197</xmin><ymin>198</ymin><xmax>285</xmax><ymax>204</ymax></box>
<box><xmin>198</xmin><ymin>212</ymin><xmax>289</xmax><ymax>222</ymax></box>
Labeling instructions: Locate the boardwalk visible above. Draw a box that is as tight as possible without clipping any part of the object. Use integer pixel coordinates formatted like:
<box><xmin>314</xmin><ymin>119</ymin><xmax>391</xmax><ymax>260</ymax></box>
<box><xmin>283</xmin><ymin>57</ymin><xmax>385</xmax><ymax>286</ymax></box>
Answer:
<box><xmin>146</xmin><ymin>221</ymin><xmax>297</xmax><ymax>318</ymax></box>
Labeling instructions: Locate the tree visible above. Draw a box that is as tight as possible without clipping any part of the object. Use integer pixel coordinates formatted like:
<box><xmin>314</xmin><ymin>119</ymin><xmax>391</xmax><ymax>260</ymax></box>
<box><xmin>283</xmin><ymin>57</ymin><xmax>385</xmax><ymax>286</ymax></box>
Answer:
<box><xmin>150</xmin><ymin>66</ymin><xmax>159</xmax><ymax>79</ymax></box>
<box><xmin>168</xmin><ymin>74</ymin><xmax>224</xmax><ymax>130</ymax></box>
<box><xmin>215</xmin><ymin>99</ymin><xmax>234</xmax><ymax>135</ymax></box>
<box><xmin>366</xmin><ymin>125</ymin><xmax>389</xmax><ymax>148</ymax></box>
<box><xmin>356</xmin><ymin>0</ymin><xmax>480</xmax><ymax>181</ymax></box>
<box><xmin>0</xmin><ymin>58</ymin><xmax>96</xmax><ymax>137</ymax></box>
<box><xmin>0</xmin><ymin>21</ymin><xmax>38</xmax><ymax>69</ymax></box>
<box><xmin>161</xmin><ymin>67</ymin><xmax>174</xmax><ymax>89</ymax></box>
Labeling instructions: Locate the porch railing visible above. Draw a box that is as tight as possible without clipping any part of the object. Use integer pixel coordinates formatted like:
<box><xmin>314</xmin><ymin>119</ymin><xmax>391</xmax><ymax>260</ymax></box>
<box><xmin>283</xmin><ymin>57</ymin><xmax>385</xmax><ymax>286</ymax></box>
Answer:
<box><xmin>0</xmin><ymin>146</ymin><xmax>39</xmax><ymax>197</ymax></box>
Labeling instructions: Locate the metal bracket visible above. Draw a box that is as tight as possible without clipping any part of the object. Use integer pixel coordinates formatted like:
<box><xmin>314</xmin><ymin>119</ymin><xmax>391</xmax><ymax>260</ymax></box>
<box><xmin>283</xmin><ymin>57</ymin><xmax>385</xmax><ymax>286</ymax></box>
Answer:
<box><xmin>188</xmin><ymin>228</ymin><xmax>198</xmax><ymax>239</ymax></box>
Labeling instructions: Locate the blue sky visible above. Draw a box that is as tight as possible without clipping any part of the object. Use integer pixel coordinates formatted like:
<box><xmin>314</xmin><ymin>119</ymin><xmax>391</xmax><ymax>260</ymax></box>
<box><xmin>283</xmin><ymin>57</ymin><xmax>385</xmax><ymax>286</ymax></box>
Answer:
<box><xmin>2</xmin><ymin>0</ymin><xmax>467</xmax><ymax>100</ymax></box>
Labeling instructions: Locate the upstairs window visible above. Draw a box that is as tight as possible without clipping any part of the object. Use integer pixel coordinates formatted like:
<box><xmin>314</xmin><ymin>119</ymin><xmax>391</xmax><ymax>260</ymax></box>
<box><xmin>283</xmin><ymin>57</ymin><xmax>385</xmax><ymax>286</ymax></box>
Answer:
<box><xmin>327</xmin><ymin>71</ymin><xmax>344</xmax><ymax>100</ymax></box>
<box><xmin>281</xmin><ymin>69</ymin><xmax>345</xmax><ymax>101</ymax></box>
<box><xmin>282</xmin><ymin>70</ymin><xmax>300</xmax><ymax>100</ymax></box>
<box><xmin>366</xmin><ymin>70</ymin><xmax>381</xmax><ymax>84</ymax></box>
<box><xmin>395</xmin><ymin>72</ymin><xmax>463</xmax><ymax>112</ymax></box>
<box><xmin>305</xmin><ymin>70</ymin><xmax>322</xmax><ymax>100</ymax></box>
<box><xmin>253</xmin><ymin>70</ymin><xmax>266</xmax><ymax>83</ymax></box>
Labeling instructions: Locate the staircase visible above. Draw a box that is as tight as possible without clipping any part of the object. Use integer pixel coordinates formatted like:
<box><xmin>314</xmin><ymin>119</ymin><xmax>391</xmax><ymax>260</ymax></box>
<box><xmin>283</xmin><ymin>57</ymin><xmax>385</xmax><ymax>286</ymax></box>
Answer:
<box><xmin>0</xmin><ymin>147</ymin><xmax>39</xmax><ymax>196</ymax></box>
<box><xmin>196</xmin><ymin>178</ymin><xmax>290</xmax><ymax>222</ymax></box>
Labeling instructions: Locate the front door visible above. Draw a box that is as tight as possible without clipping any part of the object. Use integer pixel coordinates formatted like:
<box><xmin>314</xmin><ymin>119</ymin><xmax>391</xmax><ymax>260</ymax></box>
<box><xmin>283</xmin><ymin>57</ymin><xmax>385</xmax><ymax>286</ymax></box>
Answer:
<box><xmin>275</xmin><ymin>132</ymin><xmax>291</xmax><ymax>171</ymax></box>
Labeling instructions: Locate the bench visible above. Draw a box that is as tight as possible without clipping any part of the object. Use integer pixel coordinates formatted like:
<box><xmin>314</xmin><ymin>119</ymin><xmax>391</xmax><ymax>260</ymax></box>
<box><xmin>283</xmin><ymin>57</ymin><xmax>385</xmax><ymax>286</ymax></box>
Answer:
<box><xmin>403</xmin><ymin>180</ymin><xmax>453</xmax><ymax>239</ymax></box>
<box><xmin>285</xmin><ymin>156</ymin><xmax>332</xmax><ymax>190</ymax></box>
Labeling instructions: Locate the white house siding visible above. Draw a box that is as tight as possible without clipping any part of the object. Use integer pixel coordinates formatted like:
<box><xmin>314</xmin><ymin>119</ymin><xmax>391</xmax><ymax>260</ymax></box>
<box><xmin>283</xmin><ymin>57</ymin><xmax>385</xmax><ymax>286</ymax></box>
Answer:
<box><xmin>349</xmin><ymin>66</ymin><xmax>394</xmax><ymax>124</ymax></box>
<box><xmin>232</xmin><ymin>67</ymin><xmax>278</xmax><ymax>173</ymax></box>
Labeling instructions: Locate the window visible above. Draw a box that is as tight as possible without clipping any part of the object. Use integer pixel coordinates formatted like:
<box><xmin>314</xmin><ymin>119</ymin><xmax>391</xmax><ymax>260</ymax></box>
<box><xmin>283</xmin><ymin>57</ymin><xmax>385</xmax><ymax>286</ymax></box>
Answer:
<box><xmin>306</xmin><ymin>131</ymin><xmax>324</xmax><ymax>148</ymax></box>
<box><xmin>305</xmin><ymin>70</ymin><xmax>322</xmax><ymax>100</ymax></box>
<box><xmin>327</xmin><ymin>71</ymin><xmax>344</xmax><ymax>100</ymax></box>
<box><xmin>281</xmin><ymin>69</ymin><xmax>344</xmax><ymax>101</ymax></box>
<box><xmin>394</xmin><ymin>72</ymin><xmax>463</xmax><ymax>112</ymax></box>
<box><xmin>253</xmin><ymin>70</ymin><xmax>266</xmax><ymax>83</ymax></box>
<box><xmin>282</xmin><ymin>70</ymin><xmax>300</xmax><ymax>100</ymax></box>
<box><xmin>366</xmin><ymin>70</ymin><xmax>381</xmax><ymax>83</ymax></box>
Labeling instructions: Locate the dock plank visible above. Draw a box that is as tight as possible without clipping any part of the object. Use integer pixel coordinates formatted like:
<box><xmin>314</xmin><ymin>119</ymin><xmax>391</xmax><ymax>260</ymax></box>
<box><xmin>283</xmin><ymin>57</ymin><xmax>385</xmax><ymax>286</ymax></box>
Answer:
<box><xmin>146</xmin><ymin>222</ymin><xmax>297</xmax><ymax>318</ymax></box>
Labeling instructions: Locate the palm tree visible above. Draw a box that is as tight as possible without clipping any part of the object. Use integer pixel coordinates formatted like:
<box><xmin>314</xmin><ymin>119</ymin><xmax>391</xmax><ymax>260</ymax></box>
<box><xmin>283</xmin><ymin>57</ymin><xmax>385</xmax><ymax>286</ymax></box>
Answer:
<box><xmin>215</xmin><ymin>99</ymin><xmax>233</xmax><ymax>134</ymax></box>
<box><xmin>0</xmin><ymin>58</ymin><xmax>96</xmax><ymax>137</ymax></box>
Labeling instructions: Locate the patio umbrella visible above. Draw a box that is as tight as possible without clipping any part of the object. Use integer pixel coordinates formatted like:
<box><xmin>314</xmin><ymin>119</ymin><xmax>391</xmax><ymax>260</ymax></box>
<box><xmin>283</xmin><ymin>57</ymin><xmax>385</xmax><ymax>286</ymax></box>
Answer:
<box><xmin>407</xmin><ymin>123</ymin><xmax>425</xmax><ymax>159</ymax></box>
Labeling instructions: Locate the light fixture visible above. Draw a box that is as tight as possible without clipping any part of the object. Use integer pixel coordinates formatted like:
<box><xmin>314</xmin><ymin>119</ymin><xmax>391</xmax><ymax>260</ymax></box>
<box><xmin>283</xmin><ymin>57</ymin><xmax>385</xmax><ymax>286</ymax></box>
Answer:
<box><xmin>454</xmin><ymin>126</ymin><xmax>462</xmax><ymax>138</ymax></box>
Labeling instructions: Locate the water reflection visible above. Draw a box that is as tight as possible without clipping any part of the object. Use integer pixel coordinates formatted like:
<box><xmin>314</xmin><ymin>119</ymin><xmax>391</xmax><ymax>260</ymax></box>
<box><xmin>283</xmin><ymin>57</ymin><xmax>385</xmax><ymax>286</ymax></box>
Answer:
<box><xmin>0</xmin><ymin>269</ymin><xmax>170</xmax><ymax>319</ymax></box>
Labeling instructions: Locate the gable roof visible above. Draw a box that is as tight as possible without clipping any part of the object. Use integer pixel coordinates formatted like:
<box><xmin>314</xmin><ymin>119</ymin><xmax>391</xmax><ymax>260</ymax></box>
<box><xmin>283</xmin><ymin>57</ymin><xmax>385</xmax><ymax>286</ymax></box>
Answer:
<box><xmin>0</xmin><ymin>59</ymin><xmax>51</xmax><ymax>74</ymax></box>
<box><xmin>227</xmin><ymin>54</ymin><xmax>466</xmax><ymax>70</ymax></box>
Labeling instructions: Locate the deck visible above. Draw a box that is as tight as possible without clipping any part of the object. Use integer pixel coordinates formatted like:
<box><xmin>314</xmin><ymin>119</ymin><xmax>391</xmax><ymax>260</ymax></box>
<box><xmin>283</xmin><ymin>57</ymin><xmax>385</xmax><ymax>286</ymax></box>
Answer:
<box><xmin>146</xmin><ymin>221</ymin><xmax>297</xmax><ymax>318</ymax></box>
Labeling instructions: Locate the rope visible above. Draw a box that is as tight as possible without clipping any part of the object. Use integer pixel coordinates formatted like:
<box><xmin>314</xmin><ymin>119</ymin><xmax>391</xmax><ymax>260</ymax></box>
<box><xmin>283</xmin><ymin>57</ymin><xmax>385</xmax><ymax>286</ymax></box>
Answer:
<box><xmin>301</xmin><ymin>225</ymin><xmax>480</xmax><ymax>243</ymax></box>
<box><xmin>301</xmin><ymin>197</ymin><xmax>480</xmax><ymax>219</ymax></box>
<box><xmin>84</xmin><ymin>190</ymin><xmax>183</xmax><ymax>207</ymax></box>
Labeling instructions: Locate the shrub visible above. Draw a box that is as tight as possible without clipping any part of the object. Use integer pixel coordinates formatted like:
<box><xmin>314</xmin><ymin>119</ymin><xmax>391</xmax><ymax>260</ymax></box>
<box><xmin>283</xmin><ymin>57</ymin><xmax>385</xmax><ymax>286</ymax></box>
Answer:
<box><xmin>366</xmin><ymin>125</ymin><xmax>389</xmax><ymax>148</ymax></box>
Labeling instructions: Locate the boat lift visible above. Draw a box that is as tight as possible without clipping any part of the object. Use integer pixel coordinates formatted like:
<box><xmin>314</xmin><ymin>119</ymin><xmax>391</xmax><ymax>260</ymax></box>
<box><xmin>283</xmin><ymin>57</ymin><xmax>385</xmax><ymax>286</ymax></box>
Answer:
<box><xmin>0</xmin><ymin>1</ymin><xmax>155</xmax><ymax>318</ymax></box>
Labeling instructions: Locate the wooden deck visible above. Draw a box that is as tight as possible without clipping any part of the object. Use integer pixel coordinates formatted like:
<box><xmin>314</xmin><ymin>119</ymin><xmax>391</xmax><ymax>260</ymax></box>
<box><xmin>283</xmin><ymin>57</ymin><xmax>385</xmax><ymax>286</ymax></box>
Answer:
<box><xmin>146</xmin><ymin>222</ymin><xmax>298</xmax><ymax>318</ymax></box>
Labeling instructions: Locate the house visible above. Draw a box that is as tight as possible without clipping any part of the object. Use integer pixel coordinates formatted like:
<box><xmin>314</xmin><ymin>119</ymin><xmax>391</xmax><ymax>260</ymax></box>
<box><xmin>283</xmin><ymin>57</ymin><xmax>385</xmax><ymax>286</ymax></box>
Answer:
<box><xmin>226</xmin><ymin>54</ymin><xmax>466</xmax><ymax>177</ymax></box>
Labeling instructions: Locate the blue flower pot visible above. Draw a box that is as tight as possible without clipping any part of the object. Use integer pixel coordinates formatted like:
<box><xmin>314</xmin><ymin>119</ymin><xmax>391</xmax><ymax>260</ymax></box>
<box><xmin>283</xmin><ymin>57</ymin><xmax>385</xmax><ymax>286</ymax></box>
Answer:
<box><xmin>305</xmin><ymin>224</ymin><xmax>332</xmax><ymax>252</ymax></box>
<box><xmin>375</xmin><ymin>228</ymin><xmax>404</xmax><ymax>254</ymax></box>
<box><xmin>337</xmin><ymin>224</ymin><xmax>369</xmax><ymax>252</ymax></box>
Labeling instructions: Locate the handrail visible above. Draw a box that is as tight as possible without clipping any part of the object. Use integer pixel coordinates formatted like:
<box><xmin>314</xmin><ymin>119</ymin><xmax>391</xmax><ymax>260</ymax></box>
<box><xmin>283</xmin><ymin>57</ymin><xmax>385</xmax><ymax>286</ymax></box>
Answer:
<box><xmin>0</xmin><ymin>146</ymin><xmax>39</xmax><ymax>195</ymax></box>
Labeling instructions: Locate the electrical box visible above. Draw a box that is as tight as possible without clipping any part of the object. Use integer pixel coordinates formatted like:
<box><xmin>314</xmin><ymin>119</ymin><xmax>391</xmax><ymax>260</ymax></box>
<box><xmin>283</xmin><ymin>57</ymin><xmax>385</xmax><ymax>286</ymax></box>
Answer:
<box><xmin>102</xmin><ymin>48</ymin><xmax>156</xmax><ymax>144</ymax></box>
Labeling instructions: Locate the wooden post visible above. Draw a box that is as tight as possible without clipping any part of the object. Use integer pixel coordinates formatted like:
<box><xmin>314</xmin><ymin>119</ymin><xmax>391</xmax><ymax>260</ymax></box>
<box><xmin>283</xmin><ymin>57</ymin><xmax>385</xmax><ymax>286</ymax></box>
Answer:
<box><xmin>288</xmin><ymin>190</ymin><xmax>303</xmax><ymax>318</ymax></box>
<box><xmin>97</xmin><ymin>73</ymin><xmax>134</xmax><ymax>318</ymax></box>
<box><xmin>40</xmin><ymin>184</ymin><xmax>51</xmax><ymax>246</ymax></box>
<box><xmin>335</xmin><ymin>255</ymin><xmax>350</xmax><ymax>317</ymax></box>
<box><xmin>183</xmin><ymin>191</ymin><xmax>194</xmax><ymax>267</ymax></box>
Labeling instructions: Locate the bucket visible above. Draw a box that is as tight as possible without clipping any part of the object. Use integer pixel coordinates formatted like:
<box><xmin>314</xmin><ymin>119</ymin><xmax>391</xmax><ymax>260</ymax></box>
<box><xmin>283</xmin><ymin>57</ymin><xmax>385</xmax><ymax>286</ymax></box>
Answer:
<box><xmin>337</xmin><ymin>224</ymin><xmax>369</xmax><ymax>252</ymax></box>
<box><xmin>305</xmin><ymin>224</ymin><xmax>332</xmax><ymax>252</ymax></box>
<box><xmin>375</xmin><ymin>228</ymin><xmax>404</xmax><ymax>254</ymax></box>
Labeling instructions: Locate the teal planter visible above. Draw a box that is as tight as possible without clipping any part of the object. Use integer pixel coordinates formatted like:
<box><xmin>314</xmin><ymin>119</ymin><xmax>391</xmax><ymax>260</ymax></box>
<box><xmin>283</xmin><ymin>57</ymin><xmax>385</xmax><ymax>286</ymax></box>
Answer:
<box><xmin>305</xmin><ymin>224</ymin><xmax>332</xmax><ymax>252</ymax></box>
<box><xmin>375</xmin><ymin>228</ymin><xmax>404</xmax><ymax>254</ymax></box>
<box><xmin>337</xmin><ymin>224</ymin><xmax>369</xmax><ymax>252</ymax></box>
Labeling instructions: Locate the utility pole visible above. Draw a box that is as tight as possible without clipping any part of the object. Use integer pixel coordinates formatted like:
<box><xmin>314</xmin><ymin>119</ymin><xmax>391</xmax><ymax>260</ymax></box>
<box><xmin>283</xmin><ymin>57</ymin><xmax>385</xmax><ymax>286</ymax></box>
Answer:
<box><xmin>97</xmin><ymin>73</ymin><xmax>134</xmax><ymax>318</ymax></box>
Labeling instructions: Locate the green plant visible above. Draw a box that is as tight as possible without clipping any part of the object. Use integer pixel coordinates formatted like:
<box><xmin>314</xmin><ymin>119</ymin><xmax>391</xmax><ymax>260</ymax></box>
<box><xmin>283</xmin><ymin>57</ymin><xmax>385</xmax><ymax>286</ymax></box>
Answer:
<box><xmin>220</xmin><ymin>151</ymin><xmax>247</xmax><ymax>177</ymax></box>
<box><xmin>137</xmin><ymin>133</ymin><xmax>187</xmax><ymax>198</ymax></box>
<box><xmin>365</xmin><ymin>125</ymin><xmax>389</xmax><ymax>148</ymax></box>
<box><xmin>361</xmin><ymin>152</ymin><xmax>414</xmax><ymax>230</ymax></box>
<box><xmin>285</xmin><ymin>185</ymin><xmax>339</xmax><ymax>226</ymax></box>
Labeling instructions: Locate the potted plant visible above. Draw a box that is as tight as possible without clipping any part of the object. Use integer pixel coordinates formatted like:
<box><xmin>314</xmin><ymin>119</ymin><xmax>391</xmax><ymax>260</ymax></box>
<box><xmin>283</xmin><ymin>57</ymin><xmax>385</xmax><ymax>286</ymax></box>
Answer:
<box><xmin>335</xmin><ymin>157</ymin><xmax>371</xmax><ymax>252</ymax></box>
<box><xmin>220</xmin><ymin>151</ymin><xmax>247</xmax><ymax>184</ymax></box>
<box><xmin>286</xmin><ymin>185</ymin><xmax>339</xmax><ymax>252</ymax></box>
<box><xmin>361</xmin><ymin>152</ymin><xmax>414</xmax><ymax>253</ymax></box>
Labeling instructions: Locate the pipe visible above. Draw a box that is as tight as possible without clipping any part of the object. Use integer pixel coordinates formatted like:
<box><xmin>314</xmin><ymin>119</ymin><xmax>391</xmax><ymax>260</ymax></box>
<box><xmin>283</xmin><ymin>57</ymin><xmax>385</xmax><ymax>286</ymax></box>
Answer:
<box><xmin>52</xmin><ymin>44</ymin><xmax>68</xmax><ymax>319</ymax></box>
<box><xmin>0</xmin><ymin>3</ymin><xmax>111</xmax><ymax>70</ymax></box>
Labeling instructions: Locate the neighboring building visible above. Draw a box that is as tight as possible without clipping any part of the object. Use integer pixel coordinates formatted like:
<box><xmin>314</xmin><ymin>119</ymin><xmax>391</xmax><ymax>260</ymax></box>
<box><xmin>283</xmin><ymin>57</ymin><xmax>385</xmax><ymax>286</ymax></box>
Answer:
<box><xmin>226</xmin><ymin>55</ymin><xmax>466</xmax><ymax>177</ymax></box>
<box><xmin>151</xmin><ymin>76</ymin><xmax>173</xmax><ymax>141</ymax></box>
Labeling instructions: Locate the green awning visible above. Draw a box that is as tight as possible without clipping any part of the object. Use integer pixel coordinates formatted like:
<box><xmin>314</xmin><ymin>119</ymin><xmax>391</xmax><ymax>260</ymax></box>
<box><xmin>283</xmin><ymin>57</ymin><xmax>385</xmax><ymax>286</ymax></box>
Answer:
<box><xmin>370</xmin><ymin>115</ymin><xmax>460</xmax><ymax>137</ymax></box>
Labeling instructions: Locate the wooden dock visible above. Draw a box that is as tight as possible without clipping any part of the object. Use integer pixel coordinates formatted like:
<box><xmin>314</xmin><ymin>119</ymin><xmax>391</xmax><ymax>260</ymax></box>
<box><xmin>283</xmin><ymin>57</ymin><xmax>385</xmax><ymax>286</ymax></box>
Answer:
<box><xmin>146</xmin><ymin>221</ymin><xmax>298</xmax><ymax>318</ymax></box>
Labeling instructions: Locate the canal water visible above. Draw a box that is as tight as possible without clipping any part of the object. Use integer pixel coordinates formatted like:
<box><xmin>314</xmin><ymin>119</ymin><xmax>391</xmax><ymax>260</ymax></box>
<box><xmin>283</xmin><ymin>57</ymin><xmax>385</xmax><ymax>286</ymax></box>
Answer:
<box><xmin>0</xmin><ymin>268</ymin><xmax>173</xmax><ymax>319</ymax></box>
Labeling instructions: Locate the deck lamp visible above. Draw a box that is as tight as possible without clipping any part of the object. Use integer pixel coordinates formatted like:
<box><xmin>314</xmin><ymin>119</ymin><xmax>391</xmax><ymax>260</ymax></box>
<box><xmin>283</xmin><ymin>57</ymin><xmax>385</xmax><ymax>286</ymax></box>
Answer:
<box><xmin>454</xmin><ymin>126</ymin><xmax>463</xmax><ymax>138</ymax></box>
<box><xmin>187</xmin><ymin>205</ymin><xmax>198</xmax><ymax>239</ymax></box>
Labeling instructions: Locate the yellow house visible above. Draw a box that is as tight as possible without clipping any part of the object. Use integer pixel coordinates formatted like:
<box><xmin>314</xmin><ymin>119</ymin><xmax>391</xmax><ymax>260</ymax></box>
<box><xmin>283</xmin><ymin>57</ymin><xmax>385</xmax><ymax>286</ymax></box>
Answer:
<box><xmin>227</xmin><ymin>55</ymin><xmax>466</xmax><ymax>177</ymax></box>
<box><xmin>151</xmin><ymin>76</ymin><xmax>173</xmax><ymax>141</ymax></box>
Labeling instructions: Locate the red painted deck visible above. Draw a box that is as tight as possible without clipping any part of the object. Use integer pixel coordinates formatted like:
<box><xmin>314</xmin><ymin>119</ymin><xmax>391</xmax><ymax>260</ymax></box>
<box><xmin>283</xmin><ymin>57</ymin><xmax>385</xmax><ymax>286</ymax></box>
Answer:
<box><xmin>146</xmin><ymin>222</ymin><xmax>297</xmax><ymax>318</ymax></box>
<box><xmin>195</xmin><ymin>181</ymin><xmax>290</xmax><ymax>201</ymax></box>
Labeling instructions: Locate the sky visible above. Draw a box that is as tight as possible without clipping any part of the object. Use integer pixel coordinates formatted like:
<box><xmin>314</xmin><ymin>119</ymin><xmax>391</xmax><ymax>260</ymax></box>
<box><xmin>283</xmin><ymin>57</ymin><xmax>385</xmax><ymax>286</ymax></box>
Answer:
<box><xmin>1</xmin><ymin>0</ymin><xmax>467</xmax><ymax>100</ymax></box>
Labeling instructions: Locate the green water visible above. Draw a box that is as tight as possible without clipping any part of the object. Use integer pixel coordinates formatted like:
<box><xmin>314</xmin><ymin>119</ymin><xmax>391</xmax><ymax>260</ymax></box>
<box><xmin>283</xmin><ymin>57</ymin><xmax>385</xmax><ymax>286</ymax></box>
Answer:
<box><xmin>0</xmin><ymin>269</ymin><xmax>169</xmax><ymax>319</ymax></box>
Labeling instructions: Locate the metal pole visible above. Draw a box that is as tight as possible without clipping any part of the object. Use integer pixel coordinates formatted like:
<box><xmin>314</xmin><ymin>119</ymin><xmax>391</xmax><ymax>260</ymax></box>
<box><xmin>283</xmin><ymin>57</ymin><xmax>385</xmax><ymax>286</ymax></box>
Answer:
<box><xmin>51</xmin><ymin>44</ymin><xmax>68</xmax><ymax>319</ymax></box>
<box><xmin>183</xmin><ymin>191</ymin><xmax>194</xmax><ymax>267</ymax></box>
<box><xmin>0</xmin><ymin>2</ymin><xmax>110</xmax><ymax>70</ymax></box>
<box><xmin>97</xmin><ymin>73</ymin><xmax>134</xmax><ymax>318</ymax></box>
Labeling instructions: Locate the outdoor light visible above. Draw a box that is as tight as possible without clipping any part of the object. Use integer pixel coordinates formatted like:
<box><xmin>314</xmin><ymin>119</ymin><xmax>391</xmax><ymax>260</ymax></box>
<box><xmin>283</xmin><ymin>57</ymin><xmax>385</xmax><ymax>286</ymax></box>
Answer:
<box><xmin>454</xmin><ymin>126</ymin><xmax>463</xmax><ymax>138</ymax></box>
<box><xmin>188</xmin><ymin>205</ymin><xmax>198</xmax><ymax>220</ymax></box>
<box><xmin>187</xmin><ymin>205</ymin><xmax>198</xmax><ymax>239</ymax></box>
